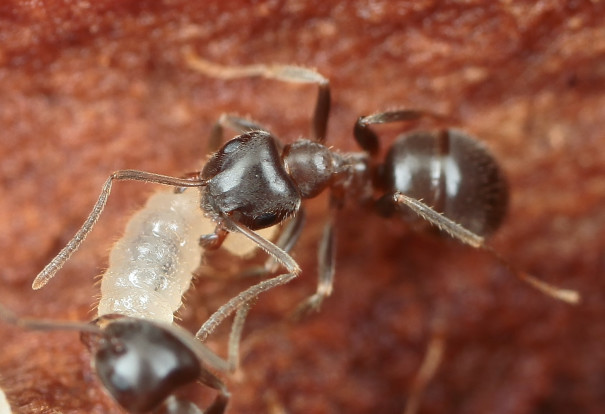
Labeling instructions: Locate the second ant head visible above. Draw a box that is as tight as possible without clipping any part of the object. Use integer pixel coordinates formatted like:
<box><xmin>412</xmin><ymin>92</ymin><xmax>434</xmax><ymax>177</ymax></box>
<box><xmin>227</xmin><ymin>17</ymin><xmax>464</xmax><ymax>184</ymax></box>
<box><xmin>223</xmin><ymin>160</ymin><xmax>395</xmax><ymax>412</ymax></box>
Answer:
<box><xmin>83</xmin><ymin>317</ymin><xmax>209</xmax><ymax>413</ymax></box>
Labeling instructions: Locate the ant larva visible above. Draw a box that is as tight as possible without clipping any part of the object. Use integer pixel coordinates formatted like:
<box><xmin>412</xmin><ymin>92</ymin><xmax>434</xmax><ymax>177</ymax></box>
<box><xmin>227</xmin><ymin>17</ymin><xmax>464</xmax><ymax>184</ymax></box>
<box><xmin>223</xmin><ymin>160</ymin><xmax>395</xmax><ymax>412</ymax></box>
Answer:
<box><xmin>95</xmin><ymin>187</ymin><xmax>276</xmax><ymax>324</ymax></box>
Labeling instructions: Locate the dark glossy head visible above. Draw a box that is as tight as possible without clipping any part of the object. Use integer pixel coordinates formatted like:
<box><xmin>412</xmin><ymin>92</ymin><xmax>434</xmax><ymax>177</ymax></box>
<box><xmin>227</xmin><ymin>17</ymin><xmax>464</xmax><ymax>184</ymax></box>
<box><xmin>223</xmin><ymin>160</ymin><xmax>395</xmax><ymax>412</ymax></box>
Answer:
<box><xmin>201</xmin><ymin>130</ymin><xmax>301</xmax><ymax>230</ymax></box>
<box><xmin>90</xmin><ymin>318</ymin><xmax>202</xmax><ymax>413</ymax></box>
<box><xmin>380</xmin><ymin>129</ymin><xmax>508</xmax><ymax>236</ymax></box>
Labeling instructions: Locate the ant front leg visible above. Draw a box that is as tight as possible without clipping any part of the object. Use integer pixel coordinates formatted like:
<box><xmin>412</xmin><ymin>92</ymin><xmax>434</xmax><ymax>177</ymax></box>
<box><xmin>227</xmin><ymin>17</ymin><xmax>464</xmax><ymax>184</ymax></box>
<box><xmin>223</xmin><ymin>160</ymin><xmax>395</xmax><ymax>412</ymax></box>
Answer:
<box><xmin>238</xmin><ymin>209</ymin><xmax>306</xmax><ymax>279</ymax></box>
<box><xmin>354</xmin><ymin>109</ymin><xmax>449</xmax><ymax>156</ymax></box>
<box><xmin>184</xmin><ymin>47</ymin><xmax>331</xmax><ymax>142</ymax></box>
<box><xmin>32</xmin><ymin>170</ymin><xmax>207</xmax><ymax>289</ymax></box>
<box><xmin>196</xmin><ymin>216</ymin><xmax>302</xmax><ymax>342</ymax></box>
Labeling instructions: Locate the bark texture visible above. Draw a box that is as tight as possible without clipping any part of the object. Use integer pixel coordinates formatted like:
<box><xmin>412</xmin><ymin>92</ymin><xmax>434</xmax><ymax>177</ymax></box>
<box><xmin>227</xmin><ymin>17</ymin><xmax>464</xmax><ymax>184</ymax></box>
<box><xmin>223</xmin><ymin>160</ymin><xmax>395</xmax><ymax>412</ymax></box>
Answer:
<box><xmin>0</xmin><ymin>1</ymin><xmax>604</xmax><ymax>413</ymax></box>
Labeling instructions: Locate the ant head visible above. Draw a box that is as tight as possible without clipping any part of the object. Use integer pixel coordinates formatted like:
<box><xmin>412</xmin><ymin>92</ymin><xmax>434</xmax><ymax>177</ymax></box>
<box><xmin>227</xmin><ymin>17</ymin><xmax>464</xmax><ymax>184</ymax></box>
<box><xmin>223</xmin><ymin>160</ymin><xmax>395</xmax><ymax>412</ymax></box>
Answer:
<box><xmin>85</xmin><ymin>318</ymin><xmax>202</xmax><ymax>413</ymax></box>
<box><xmin>201</xmin><ymin>130</ymin><xmax>301</xmax><ymax>230</ymax></box>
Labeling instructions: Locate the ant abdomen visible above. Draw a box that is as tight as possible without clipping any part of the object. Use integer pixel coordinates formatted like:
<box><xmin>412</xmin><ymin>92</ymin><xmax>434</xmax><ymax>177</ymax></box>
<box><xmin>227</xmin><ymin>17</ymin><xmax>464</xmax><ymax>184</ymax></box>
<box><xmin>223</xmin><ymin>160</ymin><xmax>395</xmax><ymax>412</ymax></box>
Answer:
<box><xmin>380</xmin><ymin>129</ymin><xmax>508</xmax><ymax>236</ymax></box>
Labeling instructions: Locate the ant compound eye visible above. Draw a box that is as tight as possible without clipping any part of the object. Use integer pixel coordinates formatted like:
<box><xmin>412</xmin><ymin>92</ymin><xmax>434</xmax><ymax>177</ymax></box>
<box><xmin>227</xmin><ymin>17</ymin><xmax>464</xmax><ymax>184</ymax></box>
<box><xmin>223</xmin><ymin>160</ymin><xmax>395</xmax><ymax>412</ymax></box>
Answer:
<box><xmin>221</xmin><ymin>138</ymin><xmax>243</xmax><ymax>154</ymax></box>
<box><xmin>95</xmin><ymin>319</ymin><xmax>201</xmax><ymax>413</ymax></box>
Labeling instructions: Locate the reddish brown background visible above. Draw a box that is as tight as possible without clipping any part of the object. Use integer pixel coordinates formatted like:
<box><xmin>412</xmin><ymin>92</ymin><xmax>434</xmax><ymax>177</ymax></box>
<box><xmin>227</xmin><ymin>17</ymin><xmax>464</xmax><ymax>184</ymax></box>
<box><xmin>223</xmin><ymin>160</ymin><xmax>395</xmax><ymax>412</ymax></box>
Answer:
<box><xmin>0</xmin><ymin>1</ymin><xmax>604</xmax><ymax>413</ymax></box>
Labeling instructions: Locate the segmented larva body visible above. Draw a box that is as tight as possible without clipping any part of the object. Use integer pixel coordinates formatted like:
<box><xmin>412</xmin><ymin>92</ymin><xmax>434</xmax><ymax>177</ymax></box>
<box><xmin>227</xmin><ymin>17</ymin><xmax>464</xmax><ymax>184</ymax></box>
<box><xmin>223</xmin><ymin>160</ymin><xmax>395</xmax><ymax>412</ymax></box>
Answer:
<box><xmin>97</xmin><ymin>188</ymin><xmax>278</xmax><ymax>324</ymax></box>
<box><xmin>98</xmin><ymin>189</ymin><xmax>212</xmax><ymax>323</ymax></box>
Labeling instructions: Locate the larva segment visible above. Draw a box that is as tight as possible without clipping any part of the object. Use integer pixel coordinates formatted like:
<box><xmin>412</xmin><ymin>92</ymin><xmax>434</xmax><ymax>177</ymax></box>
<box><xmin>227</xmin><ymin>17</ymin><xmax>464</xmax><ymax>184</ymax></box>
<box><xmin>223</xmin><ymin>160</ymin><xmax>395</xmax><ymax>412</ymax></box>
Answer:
<box><xmin>98</xmin><ymin>190</ymin><xmax>212</xmax><ymax>323</ymax></box>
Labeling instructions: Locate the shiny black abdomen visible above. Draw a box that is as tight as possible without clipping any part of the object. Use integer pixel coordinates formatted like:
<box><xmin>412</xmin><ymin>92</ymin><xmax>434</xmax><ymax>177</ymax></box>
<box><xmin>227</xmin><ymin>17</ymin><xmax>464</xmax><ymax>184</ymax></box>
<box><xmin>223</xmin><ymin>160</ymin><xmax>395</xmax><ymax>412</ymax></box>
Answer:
<box><xmin>382</xmin><ymin>130</ymin><xmax>508</xmax><ymax>236</ymax></box>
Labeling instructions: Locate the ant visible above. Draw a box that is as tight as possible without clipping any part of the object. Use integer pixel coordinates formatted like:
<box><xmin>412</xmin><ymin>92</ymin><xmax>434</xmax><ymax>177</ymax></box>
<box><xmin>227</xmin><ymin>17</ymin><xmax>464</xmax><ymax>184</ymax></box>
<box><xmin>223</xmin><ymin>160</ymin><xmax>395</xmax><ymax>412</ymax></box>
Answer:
<box><xmin>0</xmin><ymin>299</ymin><xmax>231</xmax><ymax>414</ymax></box>
<box><xmin>179</xmin><ymin>50</ymin><xmax>579</xmax><ymax>345</ymax></box>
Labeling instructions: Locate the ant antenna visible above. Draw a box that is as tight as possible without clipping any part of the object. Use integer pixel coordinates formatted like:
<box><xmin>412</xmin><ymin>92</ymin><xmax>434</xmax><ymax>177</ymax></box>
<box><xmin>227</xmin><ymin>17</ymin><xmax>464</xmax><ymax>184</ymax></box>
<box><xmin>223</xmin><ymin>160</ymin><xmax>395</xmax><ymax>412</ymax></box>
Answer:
<box><xmin>0</xmin><ymin>301</ymin><xmax>103</xmax><ymax>334</ymax></box>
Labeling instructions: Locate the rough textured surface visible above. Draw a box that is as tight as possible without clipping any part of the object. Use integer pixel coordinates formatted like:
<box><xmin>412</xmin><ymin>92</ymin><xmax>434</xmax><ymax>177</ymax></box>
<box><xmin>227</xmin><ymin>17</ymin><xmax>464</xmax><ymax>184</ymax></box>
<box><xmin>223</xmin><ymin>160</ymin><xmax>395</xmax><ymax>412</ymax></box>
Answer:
<box><xmin>0</xmin><ymin>1</ymin><xmax>604</xmax><ymax>413</ymax></box>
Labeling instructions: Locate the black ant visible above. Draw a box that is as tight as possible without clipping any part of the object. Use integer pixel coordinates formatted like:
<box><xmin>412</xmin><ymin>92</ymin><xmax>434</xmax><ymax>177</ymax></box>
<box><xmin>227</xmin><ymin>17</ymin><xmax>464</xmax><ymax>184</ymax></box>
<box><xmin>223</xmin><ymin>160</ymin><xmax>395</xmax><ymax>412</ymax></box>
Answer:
<box><xmin>180</xmin><ymin>51</ymin><xmax>578</xmax><ymax>343</ymax></box>
<box><xmin>0</xmin><ymin>302</ymin><xmax>231</xmax><ymax>414</ymax></box>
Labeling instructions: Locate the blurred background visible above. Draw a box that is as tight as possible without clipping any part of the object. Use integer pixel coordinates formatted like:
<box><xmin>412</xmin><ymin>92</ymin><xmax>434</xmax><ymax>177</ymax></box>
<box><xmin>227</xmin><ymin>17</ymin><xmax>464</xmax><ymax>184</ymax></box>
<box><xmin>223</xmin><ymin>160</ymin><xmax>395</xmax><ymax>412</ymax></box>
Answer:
<box><xmin>0</xmin><ymin>1</ymin><xmax>603</xmax><ymax>413</ymax></box>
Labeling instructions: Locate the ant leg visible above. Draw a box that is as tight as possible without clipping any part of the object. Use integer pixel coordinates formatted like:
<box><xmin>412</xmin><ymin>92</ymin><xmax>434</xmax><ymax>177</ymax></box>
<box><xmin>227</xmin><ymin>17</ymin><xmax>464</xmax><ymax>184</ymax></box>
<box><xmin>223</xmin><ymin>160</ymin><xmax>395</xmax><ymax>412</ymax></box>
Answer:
<box><xmin>404</xmin><ymin>313</ymin><xmax>446</xmax><ymax>414</ymax></box>
<box><xmin>209</xmin><ymin>113</ymin><xmax>272</xmax><ymax>153</ymax></box>
<box><xmin>292</xmin><ymin>217</ymin><xmax>335</xmax><ymax>317</ymax></box>
<box><xmin>239</xmin><ymin>209</ymin><xmax>306</xmax><ymax>278</ymax></box>
<box><xmin>393</xmin><ymin>192</ymin><xmax>581</xmax><ymax>304</ymax></box>
<box><xmin>164</xmin><ymin>338</ymin><xmax>230</xmax><ymax>414</ymax></box>
<box><xmin>32</xmin><ymin>170</ymin><xmax>206</xmax><ymax>289</ymax></box>
<box><xmin>184</xmin><ymin>47</ymin><xmax>330</xmax><ymax>142</ymax></box>
<box><xmin>354</xmin><ymin>110</ymin><xmax>449</xmax><ymax>156</ymax></box>
<box><xmin>212</xmin><ymin>216</ymin><xmax>307</xmax><ymax>363</ymax></box>
<box><xmin>226</xmin><ymin>301</ymin><xmax>252</xmax><ymax>373</ymax></box>
<box><xmin>200</xmin><ymin>223</ymin><xmax>229</xmax><ymax>251</ymax></box>
<box><xmin>195</xmin><ymin>370</ymin><xmax>230</xmax><ymax>414</ymax></box>
<box><xmin>196</xmin><ymin>216</ymin><xmax>301</xmax><ymax>341</ymax></box>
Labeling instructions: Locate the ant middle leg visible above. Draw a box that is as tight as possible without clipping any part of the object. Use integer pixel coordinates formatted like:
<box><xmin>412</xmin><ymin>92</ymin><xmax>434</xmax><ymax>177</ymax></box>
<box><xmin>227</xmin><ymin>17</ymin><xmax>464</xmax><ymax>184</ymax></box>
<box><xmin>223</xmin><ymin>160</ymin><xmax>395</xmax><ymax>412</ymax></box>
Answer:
<box><xmin>184</xmin><ymin>47</ymin><xmax>331</xmax><ymax>142</ymax></box>
<box><xmin>32</xmin><ymin>170</ymin><xmax>207</xmax><ymax>289</ymax></box>
<box><xmin>292</xmin><ymin>216</ymin><xmax>335</xmax><ymax>317</ymax></box>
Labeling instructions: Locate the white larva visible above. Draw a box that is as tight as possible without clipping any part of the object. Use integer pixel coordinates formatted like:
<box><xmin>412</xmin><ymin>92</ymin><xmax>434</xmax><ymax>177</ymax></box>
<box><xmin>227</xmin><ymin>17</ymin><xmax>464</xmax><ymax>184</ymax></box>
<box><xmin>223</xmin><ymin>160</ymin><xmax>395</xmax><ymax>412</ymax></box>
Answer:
<box><xmin>98</xmin><ymin>188</ymin><xmax>278</xmax><ymax>323</ymax></box>
<box><xmin>98</xmin><ymin>189</ymin><xmax>210</xmax><ymax>323</ymax></box>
